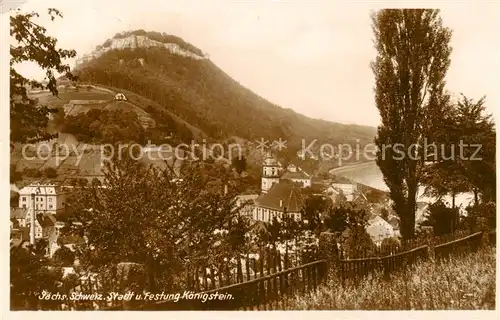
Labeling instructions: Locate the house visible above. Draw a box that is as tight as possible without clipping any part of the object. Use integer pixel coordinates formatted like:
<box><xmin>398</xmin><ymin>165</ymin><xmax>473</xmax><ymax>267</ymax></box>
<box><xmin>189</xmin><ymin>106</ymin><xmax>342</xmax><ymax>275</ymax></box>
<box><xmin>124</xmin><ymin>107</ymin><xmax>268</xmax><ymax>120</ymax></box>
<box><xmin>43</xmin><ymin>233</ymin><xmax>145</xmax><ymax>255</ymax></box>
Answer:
<box><xmin>261</xmin><ymin>154</ymin><xmax>311</xmax><ymax>193</ymax></box>
<box><xmin>35</xmin><ymin>214</ymin><xmax>55</xmax><ymax>239</ymax></box>
<box><xmin>234</xmin><ymin>194</ymin><xmax>259</xmax><ymax>218</ymax></box>
<box><xmin>365</xmin><ymin>215</ymin><xmax>395</xmax><ymax>245</ymax></box>
<box><xmin>253</xmin><ymin>180</ymin><xmax>305</xmax><ymax>222</ymax></box>
<box><xmin>261</xmin><ymin>155</ymin><xmax>282</xmax><ymax>193</ymax></box>
<box><xmin>325</xmin><ymin>183</ymin><xmax>367</xmax><ymax>205</ymax></box>
<box><xmin>114</xmin><ymin>93</ymin><xmax>127</xmax><ymax>101</ymax></box>
<box><xmin>11</xmin><ymin>207</ymin><xmax>28</xmax><ymax>228</ymax></box>
<box><xmin>247</xmin><ymin>153</ymin><xmax>311</xmax><ymax>222</ymax></box>
<box><xmin>49</xmin><ymin>234</ymin><xmax>87</xmax><ymax>258</ymax></box>
<box><xmin>281</xmin><ymin>168</ymin><xmax>312</xmax><ymax>188</ymax></box>
<box><xmin>18</xmin><ymin>182</ymin><xmax>68</xmax><ymax>215</ymax></box>
<box><xmin>296</xmin><ymin>150</ymin><xmax>306</xmax><ymax>160</ymax></box>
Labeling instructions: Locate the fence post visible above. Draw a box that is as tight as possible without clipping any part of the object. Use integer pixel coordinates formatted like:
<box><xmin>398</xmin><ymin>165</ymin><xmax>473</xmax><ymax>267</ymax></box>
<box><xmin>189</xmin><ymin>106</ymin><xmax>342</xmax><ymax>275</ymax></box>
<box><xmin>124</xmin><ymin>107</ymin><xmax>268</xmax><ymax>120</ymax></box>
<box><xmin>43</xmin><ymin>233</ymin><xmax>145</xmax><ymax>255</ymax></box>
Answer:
<box><xmin>318</xmin><ymin>232</ymin><xmax>339</xmax><ymax>282</ymax></box>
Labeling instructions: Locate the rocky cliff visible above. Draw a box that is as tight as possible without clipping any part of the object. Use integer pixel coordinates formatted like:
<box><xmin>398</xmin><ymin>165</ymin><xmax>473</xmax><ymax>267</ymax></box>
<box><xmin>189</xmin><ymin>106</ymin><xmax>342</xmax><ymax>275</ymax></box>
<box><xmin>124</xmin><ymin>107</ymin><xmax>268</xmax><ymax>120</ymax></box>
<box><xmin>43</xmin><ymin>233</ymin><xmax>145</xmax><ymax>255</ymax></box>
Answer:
<box><xmin>76</xmin><ymin>34</ymin><xmax>206</xmax><ymax>65</ymax></box>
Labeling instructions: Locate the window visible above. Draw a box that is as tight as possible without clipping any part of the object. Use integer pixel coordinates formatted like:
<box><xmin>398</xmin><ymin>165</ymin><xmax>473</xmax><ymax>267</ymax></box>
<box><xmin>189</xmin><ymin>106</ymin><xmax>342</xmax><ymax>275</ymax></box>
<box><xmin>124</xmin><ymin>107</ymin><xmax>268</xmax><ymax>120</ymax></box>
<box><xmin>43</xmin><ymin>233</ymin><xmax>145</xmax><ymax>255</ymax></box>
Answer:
<box><xmin>22</xmin><ymin>197</ymin><xmax>26</xmax><ymax>201</ymax></box>
<box><xmin>49</xmin><ymin>205</ymin><xmax>53</xmax><ymax>209</ymax></box>
<box><xmin>22</xmin><ymin>204</ymin><xmax>26</xmax><ymax>209</ymax></box>
<box><xmin>48</xmin><ymin>198</ymin><xmax>52</xmax><ymax>203</ymax></box>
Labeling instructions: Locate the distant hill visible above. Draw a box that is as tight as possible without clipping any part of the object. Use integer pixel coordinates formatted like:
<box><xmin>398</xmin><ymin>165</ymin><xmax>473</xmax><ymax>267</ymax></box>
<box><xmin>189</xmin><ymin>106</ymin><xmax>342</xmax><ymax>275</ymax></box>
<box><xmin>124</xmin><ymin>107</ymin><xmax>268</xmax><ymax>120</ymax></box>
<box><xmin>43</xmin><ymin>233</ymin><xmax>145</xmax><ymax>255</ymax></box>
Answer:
<box><xmin>74</xmin><ymin>30</ymin><xmax>376</xmax><ymax>151</ymax></box>
<box><xmin>11</xmin><ymin>30</ymin><xmax>377</xmax><ymax>183</ymax></box>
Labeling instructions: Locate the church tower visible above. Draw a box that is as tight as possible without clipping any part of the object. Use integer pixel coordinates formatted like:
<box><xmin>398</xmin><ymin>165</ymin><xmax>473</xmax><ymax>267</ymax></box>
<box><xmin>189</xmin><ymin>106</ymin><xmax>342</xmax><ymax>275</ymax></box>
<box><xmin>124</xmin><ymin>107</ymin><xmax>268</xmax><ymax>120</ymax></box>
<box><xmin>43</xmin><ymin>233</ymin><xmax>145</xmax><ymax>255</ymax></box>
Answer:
<box><xmin>261</xmin><ymin>153</ymin><xmax>280</xmax><ymax>193</ymax></box>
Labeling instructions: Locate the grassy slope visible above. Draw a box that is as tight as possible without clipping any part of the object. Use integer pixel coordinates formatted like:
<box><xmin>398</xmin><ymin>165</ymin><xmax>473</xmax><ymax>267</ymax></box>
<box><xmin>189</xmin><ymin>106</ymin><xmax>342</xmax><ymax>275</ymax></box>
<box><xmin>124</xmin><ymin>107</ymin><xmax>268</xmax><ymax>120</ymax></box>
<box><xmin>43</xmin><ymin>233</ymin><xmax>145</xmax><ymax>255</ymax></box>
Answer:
<box><xmin>286</xmin><ymin>246</ymin><xmax>496</xmax><ymax>310</ymax></box>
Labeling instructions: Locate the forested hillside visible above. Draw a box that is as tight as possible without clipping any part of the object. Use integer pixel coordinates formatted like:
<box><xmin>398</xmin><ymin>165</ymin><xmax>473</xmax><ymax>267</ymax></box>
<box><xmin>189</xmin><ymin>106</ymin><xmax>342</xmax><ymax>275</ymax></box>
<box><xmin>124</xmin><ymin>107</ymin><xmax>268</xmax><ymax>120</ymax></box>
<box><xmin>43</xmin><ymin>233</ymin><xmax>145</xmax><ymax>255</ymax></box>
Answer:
<box><xmin>75</xmin><ymin>31</ymin><xmax>376</xmax><ymax>152</ymax></box>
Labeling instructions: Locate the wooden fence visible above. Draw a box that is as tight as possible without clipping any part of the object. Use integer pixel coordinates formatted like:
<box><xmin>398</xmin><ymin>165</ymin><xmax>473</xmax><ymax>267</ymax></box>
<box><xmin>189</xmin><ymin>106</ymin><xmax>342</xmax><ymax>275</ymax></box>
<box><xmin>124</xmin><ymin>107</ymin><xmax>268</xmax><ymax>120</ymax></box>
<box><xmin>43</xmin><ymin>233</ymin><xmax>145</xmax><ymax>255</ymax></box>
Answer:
<box><xmin>489</xmin><ymin>230</ymin><xmax>496</xmax><ymax>246</ymax></box>
<box><xmin>434</xmin><ymin>231</ymin><xmax>483</xmax><ymax>261</ymax></box>
<box><xmin>184</xmin><ymin>246</ymin><xmax>319</xmax><ymax>292</ymax></box>
<box><xmin>338</xmin><ymin>231</ymin><xmax>485</xmax><ymax>282</ymax></box>
<box><xmin>45</xmin><ymin>230</ymin><xmax>489</xmax><ymax>310</ymax></box>
<box><xmin>339</xmin><ymin>245</ymin><xmax>429</xmax><ymax>282</ymax></box>
<box><xmin>145</xmin><ymin>259</ymin><xmax>327</xmax><ymax>310</ymax></box>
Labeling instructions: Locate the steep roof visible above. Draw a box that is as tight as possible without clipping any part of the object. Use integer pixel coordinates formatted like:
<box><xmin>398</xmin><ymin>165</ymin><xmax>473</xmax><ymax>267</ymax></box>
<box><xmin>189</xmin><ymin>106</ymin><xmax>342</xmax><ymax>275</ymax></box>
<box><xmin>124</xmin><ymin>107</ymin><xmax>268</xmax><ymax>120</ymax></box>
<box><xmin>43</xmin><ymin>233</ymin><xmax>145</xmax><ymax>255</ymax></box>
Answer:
<box><xmin>281</xmin><ymin>170</ymin><xmax>310</xmax><ymax>180</ymax></box>
<box><xmin>59</xmin><ymin>234</ymin><xmax>86</xmax><ymax>245</ymax></box>
<box><xmin>44</xmin><ymin>213</ymin><xmax>57</xmax><ymax>224</ymax></box>
<box><xmin>366</xmin><ymin>215</ymin><xmax>394</xmax><ymax>242</ymax></box>
<box><xmin>263</xmin><ymin>156</ymin><xmax>279</xmax><ymax>167</ymax></box>
<box><xmin>37</xmin><ymin>214</ymin><xmax>55</xmax><ymax>228</ymax></box>
<box><xmin>18</xmin><ymin>183</ymin><xmax>66</xmax><ymax>196</ymax></box>
<box><xmin>11</xmin><ymin>207</ymin><xmax>28</xmax><ymax>219</ymax></box>
<box><xmin>255</xmin><ymin>181</ymin><xmax>305</xmax><ymax>212</ymax></box>
<box><xmin>328</xmin><ymin>183</ymin><xmax>359</xmax><ymax>201</ymax></box>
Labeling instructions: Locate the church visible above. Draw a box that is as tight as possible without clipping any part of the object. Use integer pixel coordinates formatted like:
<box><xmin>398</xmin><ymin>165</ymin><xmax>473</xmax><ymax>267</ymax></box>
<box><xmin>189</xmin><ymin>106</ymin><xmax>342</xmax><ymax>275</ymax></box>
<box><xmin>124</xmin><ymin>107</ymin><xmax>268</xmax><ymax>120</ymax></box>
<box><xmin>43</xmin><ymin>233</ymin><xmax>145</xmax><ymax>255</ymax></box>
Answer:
<box><xmin>250</xmin><ymin>154</ymin><xmax>312</xmax><ymax>223</ymax></box>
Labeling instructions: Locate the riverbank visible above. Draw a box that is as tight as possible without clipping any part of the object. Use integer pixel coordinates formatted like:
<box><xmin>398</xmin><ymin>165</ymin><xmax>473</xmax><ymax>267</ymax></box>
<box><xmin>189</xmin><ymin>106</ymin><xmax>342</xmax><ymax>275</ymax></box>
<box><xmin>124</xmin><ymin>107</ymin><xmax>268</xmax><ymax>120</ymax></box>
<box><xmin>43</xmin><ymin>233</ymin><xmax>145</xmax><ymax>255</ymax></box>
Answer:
<box><xmin>329</xmin><ymin>161</ymin><xmax>377</xmax><ymax>175</ymax></box>
<box><xmin>329</xmin><ymin>161</ymin><xmax>475</xmax><ymax>209</ymax></box>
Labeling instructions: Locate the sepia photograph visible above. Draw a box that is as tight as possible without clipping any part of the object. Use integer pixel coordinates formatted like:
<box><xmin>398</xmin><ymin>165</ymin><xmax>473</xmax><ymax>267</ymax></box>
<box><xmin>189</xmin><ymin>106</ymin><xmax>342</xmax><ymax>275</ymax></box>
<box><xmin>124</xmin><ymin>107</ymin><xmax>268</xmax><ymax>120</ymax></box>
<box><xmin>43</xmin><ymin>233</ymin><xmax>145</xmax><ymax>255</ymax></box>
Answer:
<box><xmin>4</xmin><ymin>0</ymin><xmax>498</xmax><ymax>313</ymax></box>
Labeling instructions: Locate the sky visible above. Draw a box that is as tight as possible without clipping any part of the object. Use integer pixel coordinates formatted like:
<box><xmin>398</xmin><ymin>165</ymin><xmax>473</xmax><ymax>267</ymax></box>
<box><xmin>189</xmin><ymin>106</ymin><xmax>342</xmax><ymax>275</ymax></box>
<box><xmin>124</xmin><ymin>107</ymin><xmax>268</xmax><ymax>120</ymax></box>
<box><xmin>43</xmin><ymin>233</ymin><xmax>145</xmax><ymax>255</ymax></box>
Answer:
<box><xmin>9</xmin><ymin>0</ymin><xmax>500</xmax><ymax>127</ymax></box>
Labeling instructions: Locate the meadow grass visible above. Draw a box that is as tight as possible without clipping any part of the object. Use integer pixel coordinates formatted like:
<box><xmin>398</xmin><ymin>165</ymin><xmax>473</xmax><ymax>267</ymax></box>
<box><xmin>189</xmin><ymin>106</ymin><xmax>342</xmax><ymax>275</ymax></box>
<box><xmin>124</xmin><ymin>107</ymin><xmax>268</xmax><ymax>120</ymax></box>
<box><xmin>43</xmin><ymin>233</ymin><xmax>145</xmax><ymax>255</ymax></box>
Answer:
<box><xmin>285</xmin><ymin>246</ymin><xmax>496</xmax><ymax>310</ymax></box>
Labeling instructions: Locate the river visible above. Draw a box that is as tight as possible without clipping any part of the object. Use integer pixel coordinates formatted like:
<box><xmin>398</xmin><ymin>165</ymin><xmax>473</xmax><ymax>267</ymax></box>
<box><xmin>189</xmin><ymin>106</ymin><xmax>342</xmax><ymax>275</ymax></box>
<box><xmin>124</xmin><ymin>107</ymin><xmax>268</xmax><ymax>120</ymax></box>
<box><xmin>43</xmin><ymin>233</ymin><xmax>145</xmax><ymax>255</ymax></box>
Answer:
<box><xmin>330</xmin><ymin>161</ymin><xmax>475</xmax><ymax>208</ymax></box>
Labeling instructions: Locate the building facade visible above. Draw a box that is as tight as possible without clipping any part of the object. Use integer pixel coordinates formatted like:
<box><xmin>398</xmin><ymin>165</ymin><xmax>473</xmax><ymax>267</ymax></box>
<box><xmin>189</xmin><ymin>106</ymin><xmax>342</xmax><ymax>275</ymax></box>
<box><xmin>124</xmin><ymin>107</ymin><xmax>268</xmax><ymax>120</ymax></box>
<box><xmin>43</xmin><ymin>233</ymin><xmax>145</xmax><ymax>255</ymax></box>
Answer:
<box><xmin>253</xmin><ymin>180</ymin><xmax>305</xmax><ymax>223</ymax></box>
<box><xmin>18</xmin><ymin>183</ymin><xmax>68</xmax><ymax>215</ymax></box>
<box><xmin>261</xmin><ymin>156</ymin><xmax>281</xmax><ymax>193</ymax></box>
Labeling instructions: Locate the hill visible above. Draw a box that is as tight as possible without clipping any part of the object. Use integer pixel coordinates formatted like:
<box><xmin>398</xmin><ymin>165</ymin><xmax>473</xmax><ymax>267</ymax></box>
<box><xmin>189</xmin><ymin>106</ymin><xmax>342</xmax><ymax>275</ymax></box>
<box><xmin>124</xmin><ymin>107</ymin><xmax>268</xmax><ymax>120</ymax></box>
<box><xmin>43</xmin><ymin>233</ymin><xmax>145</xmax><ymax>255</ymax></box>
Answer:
<box><xmin>74</xmin><ymin>30</ymin><xmax>377</xmax><ymax>152</ymax></box>
<box><xmin>11</xmin><ymin>30</ymin><xmax>378</xmax><ymax>183</ymax></box>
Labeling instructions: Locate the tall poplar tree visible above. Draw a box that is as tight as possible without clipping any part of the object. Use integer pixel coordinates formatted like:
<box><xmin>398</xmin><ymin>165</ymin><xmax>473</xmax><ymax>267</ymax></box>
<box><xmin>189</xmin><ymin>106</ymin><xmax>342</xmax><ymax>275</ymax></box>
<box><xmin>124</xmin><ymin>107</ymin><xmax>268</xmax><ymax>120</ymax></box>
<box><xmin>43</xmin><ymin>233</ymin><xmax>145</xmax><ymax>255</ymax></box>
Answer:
<box><xmin>371</xmin><ymin>9</ymin><xmax>452</xmax><ymax>239</ymax></box>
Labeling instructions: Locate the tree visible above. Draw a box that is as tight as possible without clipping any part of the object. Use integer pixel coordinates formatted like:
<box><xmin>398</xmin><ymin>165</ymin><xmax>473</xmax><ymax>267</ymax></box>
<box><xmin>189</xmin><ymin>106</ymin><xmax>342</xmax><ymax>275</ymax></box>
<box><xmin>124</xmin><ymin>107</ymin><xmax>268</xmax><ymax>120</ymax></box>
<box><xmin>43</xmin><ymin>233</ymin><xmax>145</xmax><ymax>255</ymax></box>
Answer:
<box><xmin>52</xmin><ymin>246</ymin><xmax>75</xmax><ymax>267</ymax></box>
<box><xmin>43</xmin><ymin>167</ymin><xmax>57</xmax><ymax>179</ymax></box>
<box><xmin>323</xmin><ymin>206</ymin><xmax>349</xmax><ymax>233</ymax></box>
<box><xmin>10</xmin><ymin>8</ymin><xmax>76</xmax><ymax>144</ymax></box>
<box><xmin>11</xmin><ymin>192</ymin><xmax>20</xmax><ymax>208</ymax></box>
<box><xmin>422</xmin><ymin>94</ymin><xmax>495</xmax><ymax>209</ymax></box>
<box><xmin>300</xmin><ymin>195</ymin><xmax>327</xmax><ymax>235</ymax></box>
<box><xmin>231</xmin><ymin>155</ymin><xmax>247</xmax><ymax>175</ymax></box>
<box><xmin>10</xmin><ymin>164</ymin><xmax>23</xmax><ymax>183</ymax></box>
<box><xmin>63</xmin><ymin>150</ymin><xmax>246</xmax><ymax>292</ymax></box>
<box><xmin>326</xmin><ymin>204</ymin><xmax>375</xmax><ymax>258</ymax></box>
<box><xmin>10</xmin><ymin>245</ymin><xmax>64</xmax><ymax>310</ymax></box>
<box><xmin>454</xmin><ymin>95</ymin><xmax>496</xmax><ymax>203</ymax></box>
<box><xmin>371</xmin><ymin>9</ymin><xmax>452</xmax><ymax>239</ymax></box>
<box><xmin>421</xmin><ymin>200</ymin><xmax>458</xmax><ymax>235</ymax></box>
<box><xmin>461</xmin><ymin>201</ymin><xmax>496</xmax><ymax>232</ymax></box>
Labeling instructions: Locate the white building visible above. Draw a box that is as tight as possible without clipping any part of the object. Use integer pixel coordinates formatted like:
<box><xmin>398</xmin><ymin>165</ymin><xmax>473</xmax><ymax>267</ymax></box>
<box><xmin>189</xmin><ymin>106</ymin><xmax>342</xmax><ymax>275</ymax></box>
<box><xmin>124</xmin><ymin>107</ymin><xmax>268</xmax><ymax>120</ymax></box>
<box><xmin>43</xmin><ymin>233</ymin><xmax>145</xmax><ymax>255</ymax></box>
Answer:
<box><xmin>114</xmin><ymin>93</ymin><xmax>127</xmax><ymax>101</ymax></box>
<box><xmin>253</xmin><ymin>180</ymin><xmax>305</xmax><ymax>222</ymax></box>
<box><xmin>234</xmin><ymin>194</ymin><xmax>259</xmax><ymax>218</ymax></box>
<box><xmin>261</xmin><ymin>155</ymin><xmax>281</xmax><ymax>193</ymax></box>
<box><xmin>325</xmin><ymin>183</ymin><xmax>367</xmax><ymax>204</ymax></box>
<box><xmin>18</xmin><ymin>183</ymin><xmax>68</xmax><ymax>215</ymax></box>
<box><xmin>280</xmin><ymin>166</ymin><xmax>312</xmax><ymax>188</ymax></box>
<box><xmin>365</xmin><ymin>215</ymin><xmax>395</xmax><ymax>245</ymax></box>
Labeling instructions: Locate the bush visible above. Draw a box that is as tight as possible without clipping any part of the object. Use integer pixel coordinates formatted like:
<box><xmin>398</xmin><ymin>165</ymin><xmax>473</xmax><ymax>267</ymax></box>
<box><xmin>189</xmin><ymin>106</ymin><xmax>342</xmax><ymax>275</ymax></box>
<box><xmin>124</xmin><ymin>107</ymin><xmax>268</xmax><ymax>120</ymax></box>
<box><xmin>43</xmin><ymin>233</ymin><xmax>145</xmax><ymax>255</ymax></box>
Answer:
<box><xmin>52</xmin><ymin>246</ymin><xmax>75</xmax><ymax>267</ymax></box>
<box><xmin>43</xmin><ymin>167</ymin><xmax>57</xmax><ymax>179</ymax></box>
<box><xmin>422</xmin><ymin>200</ymin><xmax>459</xmax><ymax>236</ymax></box>
<box><xmin>10</xmin><ymin>164</ymin><xmax>22</xmax><ymax>183</ymax></box>
<box><xmin>462</xmin><ymin>202</ymin><xmax>496</xmax><ymax>231</ymax></box>
<box><xmin>23</xmin><ymin>168</ymin><xmax>42</xmax><ymax>178</ymax></box>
